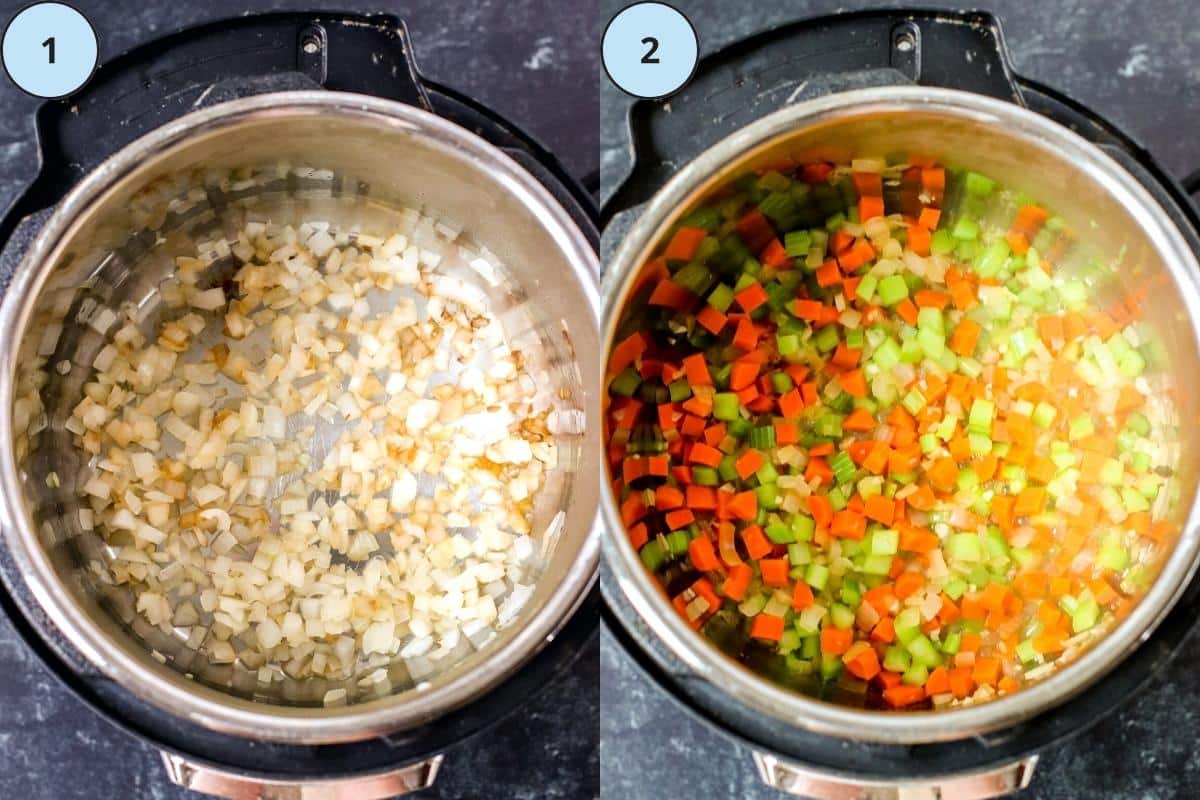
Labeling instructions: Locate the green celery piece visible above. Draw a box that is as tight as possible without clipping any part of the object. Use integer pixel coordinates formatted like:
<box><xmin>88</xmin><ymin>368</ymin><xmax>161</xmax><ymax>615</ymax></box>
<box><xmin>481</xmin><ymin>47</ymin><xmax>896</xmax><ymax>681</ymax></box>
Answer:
<box><xmin>766</xmin><ymin>523</ymin><xmax>795</xmax><ymax>545</ymax></box>
<box><xmin>946</xmin><ymin>533</ymin><xmax>982</xmax><ymax>562</ymax></box>
<box><xmin>968</xmin><ymin>399</ymin><xmax>994</xmax><ymax>434</ymax></box>
<box><xmin>609</xmin><ymin>367</ymin><xmax>641</xmax><ymax>397</ymax></box>
<box><xmin>901</xmin><ymin>389</ymin><xmax>926</xmax><ymax>415</ymax></box>
<box><xmin>902</xmin><ymin>663</ymin><xmax>930</xmax><ymax>686</ymax></box>
<box><xmin>894</xmin><ymin>607</ymin><xmax>922</xmax><ymax>644</ymax></box>
<box><xmin>1071</xmin><ymin>596</ymin><xmax>1101</xmax><ymax>633</ymax></box>
<box><xmin>951</xmin><ymin>216</ymin><xmax>979</xmax><ymax>240</ymax></box>
<box><xmin>931</xmin><ymin>228</ymin><xmax>957</xmax><ymax>254</ymax></box>
<box><xmin>784</xmin><ymin>230</ymin><xmax>812</xmax><ymax>257</ymax></box>
<box><xmin>829</xmin><ymin>603</ymin><xmax>855</xmax><ymax>629</ymax></box>
<box><xmin>805</xmin><ymin>562</ymin><xmax>830</xmax><ymax>591</ymax></box>
<box><xmin>713</xmin><ymin>392</ymin><xmax>741</xmax><ymax>421</ymax></box>
<box><xmin>777</xmin><ymin>333</ymin><xmax>800</xmax><ymax>356</ymax></box>
<box><xmin>1068</xmin><ymin>414</ymin><xmax>1095</xmax><ymax>441</ymax></box>
<box><xmin>941</xmin><ymin>630</ymin><xmax>962</xmax><ymax>655</ymax></box>
<box><xmin>861</xmin><ymin>553</ymin><xmax>893</xmax><ymax>575</ymax></box>
<box><xmin>692</xmin><ymin>466</ymin><xmax>719</xmax><ymax>486</ymax></box>
<box><xmin>917</xmin><ymin>327</ymin><xmax>945</xmax><ymax>360</ymax></box>
<box><xmin>856</xmin><ymin>274</ymin><xmax>879</xmax><ymax>302</ymax></box>
<box><xmin>873</xmin><ymin>337</ymin><xmax>902</xmax><ymax>370</ymax></box>
<box><xmin>792</xmin><ymin>514</ymin><xmax>816</xmax><ymax>541</ymax></box>
<box><xmin>1016</xmin><ymin>639</ymin><xmax>1038</xmax><ymax>664</ymax></box>
<box><xmin>708</xmin><ymin>283</ymin><xmax>735</xmax><ymax>312</ymax></box>
<box><xmin>756</xmin><ymin>462</ymin><xmax>779</xmax><ymax>485</ymax></box>
<box><xmin>815</xmin><ymin>325</ymin><xmax>840</xmax><ymax>352</ymax></box>
<box><xmin>943</xmin><ymin>578</ymin><xmax>967</xmax><ymax>600</ymax></box>
<box><xmin>640</xmin><ymin>538</ymin><xmax>666</xmax><ymax>571</ymax></box>
<box><xmin>668</xmin><ymin>379</ymin><xmax>692</xmax><ymax>403</ymax></box>
<box><xmin>870</xmin><ymin>528</ymin><xmax>899</xmax><ymax>556</ymax></box>
<box><xmin>964</xmin><ymin>171</ymin><xmax>996</xmax><ymax>196</ymax></box>
<box><xmin>771</xmin><ymin>372</ymin><xmax>795</xmax><ymax>394</ymax></box>
<box><xmin>877</xmin><ymin>275</ymin><xmax>909</xmax><ymax>306</ymax></box>
<box><xmin>907</xmin><ymin>634</ymin><xmax>943</xmax><ymax>668</ymax></box>
<box><xmin>787</xmin><ymin>542</ymin><xmax>812</xmax><ymax>565</ymax></box>
<box><xmin>883</xmin><ymin>645</ymin><xmax>912</xmax><ymax>673</ymax></box>
<box><xmin>1097</xmin><ymin>534</ymin><xmax>1129</xmax><ymax>571</ymax></box>
<box><xmin>1032</xmin><ymin>401</ymin><xmax>1057</xmax><ymax>429</ymax></box>
<box><xmin>717</xmin><ymin>454</ymin><xmax>739</xmax><ymax>483</ymax></box>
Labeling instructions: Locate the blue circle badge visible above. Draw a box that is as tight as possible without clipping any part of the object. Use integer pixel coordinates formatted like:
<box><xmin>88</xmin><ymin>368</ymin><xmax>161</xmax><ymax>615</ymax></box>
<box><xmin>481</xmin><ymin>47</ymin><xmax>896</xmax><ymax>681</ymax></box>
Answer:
<box><xmin>3</xmin><ymin>2</ymin><xmax>97</xmax><ymax>99</ymax></box>
<box><xmin>603</xmin><ymin>2</ymin><xmax>698</xmax><ymax>99</ymax></box>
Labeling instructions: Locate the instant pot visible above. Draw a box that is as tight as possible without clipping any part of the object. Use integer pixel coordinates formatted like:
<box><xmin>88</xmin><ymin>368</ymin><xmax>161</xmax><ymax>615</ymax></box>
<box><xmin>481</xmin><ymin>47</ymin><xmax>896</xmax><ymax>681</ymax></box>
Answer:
<box><xmin>601</xmin><ymin>9</ymin><xmax>1200</xmax><ymax>797</ymax></box>
<box><xmin>0</xmin><ymin>11</ymin><xmax>600</xmax><ymax>798</ymax></box>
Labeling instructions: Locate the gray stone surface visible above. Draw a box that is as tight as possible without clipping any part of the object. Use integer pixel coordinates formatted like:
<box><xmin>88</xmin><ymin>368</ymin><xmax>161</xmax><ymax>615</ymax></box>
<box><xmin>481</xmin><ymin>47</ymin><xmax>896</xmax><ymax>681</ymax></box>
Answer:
<box><xmin>0</xmin><ymin>1</ymin><xmax>598</xmax><ymax>798</ymax></box>
<box><xmin>600</xmin><ymin>1</ymin><xmax>1200</xmax><ymax>799</ymax></box>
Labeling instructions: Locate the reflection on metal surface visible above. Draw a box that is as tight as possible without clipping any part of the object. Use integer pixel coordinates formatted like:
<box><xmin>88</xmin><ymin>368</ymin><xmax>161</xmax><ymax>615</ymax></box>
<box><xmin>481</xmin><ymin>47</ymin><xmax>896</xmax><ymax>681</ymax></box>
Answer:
<box><xmin>752</xmin><ymin>751</ymin><xmax>1037</xmax><ymax>800</ymax></box>
<box><xmin>162</xmin><ymin>751</ymin><xmax>443</xmax><ymax>799</ymax></box>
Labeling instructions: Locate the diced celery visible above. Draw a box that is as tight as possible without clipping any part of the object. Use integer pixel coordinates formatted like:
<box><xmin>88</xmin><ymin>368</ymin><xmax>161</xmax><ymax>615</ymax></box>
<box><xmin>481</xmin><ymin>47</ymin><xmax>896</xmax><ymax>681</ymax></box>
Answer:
<box><xmin>784</xmin><ymin>230</ymin><xmax>812</xmax><ymax>257</ymax></box>
<box><xmin>877</xmin><ymin>275</ymin><xmax>909</xmax><ymax>306</ymax></box>
<box><xmin>1121</xmin><ymin>487</ymin><xmax>1150</xmax><ymax>513</ymax></box>
<box><xmin>815</xmin><ymin>325</ymin><xmax>840</xmax><ymax>352</ymax></box>
<box><xmin>713</xmin><ymin>392</ymin><xmax>740</xmax><ymax>421</ymax></box>
<box><xmin>1016</xmin><ymin>639</ymin><xmax>1038</xmax><ymax>664</ymax></box>
<box><xmin>692</xmin><ymin>466</ymin><xmax>719</xmax><ymax>486</ymax></box>
<box><xmin>771</xmin><ymin>372</ymin><xmax>794</xmax><ymax>393</ymax></box>
<box><xmin>907</xmin><ymin>634</ymin><xmax>943</xmax><ymax>668</ymax></box>
<box><xmin>951</xmin><ymin>216</ymin><xmax>979</xmax><ymax>240</ymax></box>
<box><xmin>1099</xmin><ymin>458</ymin><xmax>1124</xmax><ymax>486</ymax></box>
<box><xmin>873</xmin><ymin>337</ymin><xmax>902</xmax><ymax>370</ymax></box>
<box><xmin>805</xmin><ymin>563</ymin><xmax>830</xmax><ymax>591</ymax></box>
<box><xmin>861</xmin><ymin>553</ymin><xmax>893</xmax><ymax>575</ymax></box>
<box><xmin>902</xmin><ymin>663</ymin><xmax>930</xmax><ymax>686</ymax></box>
<box><xmin>946</xmin><ymin>533</ymin><xmax>982</xmax><ymax>562</ymax></box>
<box><xmin>756</xmin><ymin>462</ymin><xmax>779</xmax><ymax>485</ymax></box>
<box><xmin>918</xmin><ymin>327</ymin><xmax>946</xmax><ymax>359</ymax></box>
<box><xmin>1032</xmin><ymin>402</ymin><xmax>1057</xmax><ymax>429</ymax></box>
<box><xmin>788</xmin><ymin>542</ymin><xmax>812</xmax><ymax>566</ymax></box>
<box><xmin>1126</xmin><ymin>412</ymin><xmax>1151</xmax><ymax>436</ymax></box>
<box><xmin>708</xmin><ymin>283</ymin><xmax>735</xmax><ymax>312</ymax></box>
<box><xmin>871</xmin><ymin>528</ymin><xmax>899</xmax><ymax>556</ymax></box>
<box><xmin>668</xmin><ymin>379</ymin><xmax>693</xmax><ymax>403</ymax></box>
<box><xmin>901</xmin><ymin>389</ymin><xmax>927</xmax><ymax>415</ymax></box>
<box><xmin>919</xmin><ymin>433</ymin><xmax>939</xmax><ymax>454</ymax></box>
<box><xmin>883</xmin><ymin>645</ymin><xmax>912</xmax><ymax>673</ymax></box>
<box><xmin>969</xmin><ymin>433</ymin><xmax>993</xmax><ymax>457</ymax></box>
<box><xmin>776</xmin><ymin>333</ymin><xmax>800</xmax><ymax>356</ymax></box>
<box><xmin>895</xmin><ymin>608</ymin><xmax>922</xmax><ymax>645</ymax></box>
<box><xmin>968</xmin><ymin>399</ymin><xmax>994</xmax><ymax>434</ymax></box>
<box><xmin>1097</xmin><ymin>533</ymin><xmax>1129</xmax><ymax>571</ymax></box>
<box><xmin>941</xmin><ymin>630</ymin><xmax>963</xmax><ymax>655</ymax></box>
<box><xmin>609</xmin><ymin>368</ymin><xmax>641</xmax><ymax>397</ymax></box>
<box><xmin>965</xmin><ymin>171</ymin><xmax>996</xmax><ymax>196</ymax></box>
<box><xmin>640</xmin><ymin>539</ymin><xmax>666</xmax><ymax>571</ymax></box>
<box><xmin>943</xmin><ymin>578</ymin><xmax>967</xmax><ymax>600</ymax></box>
<box><xmin>1068</xmin><ymin>414</ymin><xmax>1095</xmax><ymax>441</ymax></box>
<box><xmin>931</xmin><ymin>228</ymin><xmax>957</xmax><ymax>254</ymax></box>
<box><xmin>830</xmin><ymin>603</ymin><xmax>855</xmax><ymax>629</ymax></box>
<box><xmin>792</xmin><ymin>514</ymin><xmax>816</xmax><ymax>541</ymax></box>
<box><xmin>856</xmin><ymin>274</ymin><xmax>879</xmax><ymax>302</ymax></box>
<box><xmin>1071</xmin><ymin>596</ymin><xmax>1101</xmax><ymax>633</ymax></box>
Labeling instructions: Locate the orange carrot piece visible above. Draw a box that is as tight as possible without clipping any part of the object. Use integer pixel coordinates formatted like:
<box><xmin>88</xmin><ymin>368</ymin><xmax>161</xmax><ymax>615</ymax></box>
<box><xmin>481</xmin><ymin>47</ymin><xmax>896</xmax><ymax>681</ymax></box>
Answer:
<box><xmin>663</xmin><ymin>226</ymin><xmax>708</xmax><ymax>262</ymax></box>
<box><xmin>883</xmin><ymin>685</ymin><xmax>925</xmax><ymax>707</ymax></box>
<box><xmin>688</xmin><ymin>537</ymin><xmax>721</xmax><ymax>571</ymax></box>
<box><xmin>681</xmin><ymin>353</ymin><xmax>711</xmax><ymax>386</ymax></box>
<box><xmin>750</xmin><ymin>613</ymin><xmax>785</xmax><ymax>642</ymax></box>
<box><xmin>830</xmin><ymin>510</ymin><xmax>867</xmax><ymax>540</ymax></box>
<box><xmin>864</xmin><ymin>494</ymin><xmax>896</xmax><ymax>525</ymax></box>
<box><xmin>760</xmin><ymin>558</ymin><xmax>790</xmax><ymax>588</ymax></box>
<box><xmin>820</xmin><ymin>626</ymin><xmax>853</xmax><ymax>655</ymax></box>
<box><xmin>722</xmin><ymin>563</ymin><xmax>753</xmax><ymax>601</ymax></box>
<box><xmin>648</xmin><ymin>278</ymin><xmax>695</xmax><ymax>311</ymax></box>
<box><xmin>696</xmin><ymin>304</ymin><xmax>727</xmax><ymax>334</ymax></box>
<box><xmin>838</xmin><ymin>368</ymin><xmax>868</xmax><ymax>398</ymax></box>
<box><xmin>735</xmin><ymin>282</ymin><xmax>769</xmax><ymax>313</ymax></box>
<box><xmin>843</xmin><ymin>407</ymin><xmax>876</xmax><ymax>431</ymax></box>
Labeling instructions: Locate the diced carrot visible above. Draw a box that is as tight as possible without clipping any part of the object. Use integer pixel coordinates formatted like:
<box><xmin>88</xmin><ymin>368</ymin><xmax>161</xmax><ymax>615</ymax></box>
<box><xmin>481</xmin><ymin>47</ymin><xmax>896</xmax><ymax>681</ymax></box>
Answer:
<box><xmin>914</xmin><ymin>289</ymin><xmax>949</xmax><ymax>309</ymax></box>
<box><xmin>859</xmin><ymin>195</ymin><xmax>885</xmax><ymax>222</ymax></box>
<box><xmin>664</xmin><ymin>509</ymin><xmax>695</xmax><ymax>530</ymax></box>
<box><xmin>845</xmin><ymin>647</ymin><xmax>882</xmax><ymax>681</ymax></box>
<box><xmin>907</xmin><ymin>223</ymin><xmax>931</xmax><ymax>256</ymax></box>
<box><xmin>883</xmin><ymin>685</ymin><xmax>925</xmax><ymax>707</ymax></box>
<box><xmin>898</xmin><ymin>524</ymin><xmax>939</xmax><ymax>553</ymax></box>
<box><xmin>838</xmin><ymin>369</ymin><xmax>868</xmax><ymax>398</ymax></box>
<box><xmin>732</xmin><ymin>318</ymin><xmax>759</xmax><ymax>352</ymax></box>
<box><xmin>686</xmin><ymin>485</ymin><xmax>718</xmax><ymax>510</ymax></box>
<box><xmin>949</xmin><ymin>318</ymin><xmax>981</xmax><ymax>356</ymax></box>
<box><xmin>722</xmin><ymin>563</ymin><xmax>753</xmax><ymax>601</ymax></box>
<box><xmin>918</xmin><ymin>206</ymin><xmax>941</xmax><ymax>230</ymax></box>
<box><xmin>734</xmin><ymin>209</ymin><xmax>774</xmax><ymax>251</ymax></box>
<box><xmin>808</xmin><ymin>495</ymin><xmax>833</xmax><ymax>528</ymax></box>
<box><xmin>792</xmin><ymin>581</ymin><xmax>815</xmax><ymax>611</ymax></box>
<box><xmin>928</xmin><ymin>457</ymin><xmax>959</xmax><ymax>492</ymax></box>
<box><xmin>972</xmin><ymin>657</ymin><xmax>1002</xmax><ymax>687</ymax></box>
<box><xmin>729</xmin><ymin>360</ymin><xmax>760</xmax><ymax>391</ymax></box>
<box><xmin>741</xmin><ymin>524</ymin><xmax>772</xmax><ymax>560</ymax></box>
<box><xmin>648</xmin><ymin>278</ymin><xmax>695</xmax><ymax>311</ymax></box>
<box><xmin>681</xmin><ymin>353</ymin><xmax>712</xmax><ymax>386</ymax></box>
<box><xmin>831</xmin><ymin>342</ymin><xmax>862</xmax><ymax>368</ymax></box>
<box><xmin>628</xmin><ymin>522</ymin><xmax>649</xmax><ymax>550</ymax></box>
<box><xmin>663</xmin><ymin>226</ymin><xmax>708</xmax><ymax>262</ymax></box>
<box><xmin>831</xmin><ymin>510</ymin><xmax>867</xmax><ymax>540</ymax></box>
<box><xmin>894</xmin><ymin>571</ymin><xmax>925</xmax><ymax>599</ymax></box>
<box><xmin>793</xmin><ymin>299</ymin><xmax>824</xmax><ymax>321</ymax></box>
<box><xmin>735</xmin><ymin>282</ymin><xmax>769</xmax><ymax>313</ymax></box>
<box><xmin>815</xmin><ymin>260</ymin><xmax>842</xmax><ymax>288</ymax></box>
<box><xmin>735</xmin><ymin>449</ymin><xmax>765</xmax><ymax>480</ymax></box>
<box><xmin>820</xmin><ymin>626</ymin><xmax>853</xmax><ymax>655</ymax></box>
<box><xmin>760</xmin><ymin>238</ymin><xmax>792</xmax><ymax>269</ymax></box>
<box><xmin>925</xmin><ymin>666</ymin><xmax>951</xmax><ymax>695</ymax></box>
<box><xmin>696</xmin><ymin>304</ymin><xmax>727</xmax><ymax>334</ymax></box>
<box><xmin>947</xmin><ymin>667</ymin><xmax>974</xmax><ymax>699</ymax></box>
<box><xmin>688</xmin><ymin>442</ymin><xmax>723</xmax><ymax>468</ymax></box>
<box><xmin>750</xmin><ymin>613</ymin><xmax>785</xmax><ymax>642</ymax></box>
<box><xmin>728</xmin><ymin>490</ymin><xmax>758</xmax><ymax>521</ymax></box>
<box><xmin>864</xmin><ymin>495</ymin><xmax>896</xmax><ymax>525</ymax></box>
<box><xmin>843</xmin><ymin>407</ymin><xmax>876</xmax><ymax>431</ymax></box>
<box><xmin>774</xmin><ymin>421</ymin><xmax>799</xmax><ymax>445</ymax></box>
<box><xmin>689</xmin><ymin>536</ymin><xmax>721</xmax><ymax>571</ymax></box>
<box><xmin>760</xmin><ymin>558</ymin><xmax>790</xmax><ymax>587</ymax></box>
<box><xmin>1014</xmin><ymin>486</ymin><xmax>1046</xmax><ymax>517</ymax></box>
<box><xmin>609</xmin><ymin>331</ymin><xmax>648</xmax><ymax>375</ymax></box>
<box><xmin>871</xmin><ymin>616</ymin><xmax>896</xmax><ymax>643</ymax></box>
<box><xmin>654</xmin><ymin>485</ymin><xmax>684</xmax><ymax>509</ymax></box>
<box><xmin>896</xmin><ymin>298</ymin><xmax>919</xmax><ymax>326</ymax></box>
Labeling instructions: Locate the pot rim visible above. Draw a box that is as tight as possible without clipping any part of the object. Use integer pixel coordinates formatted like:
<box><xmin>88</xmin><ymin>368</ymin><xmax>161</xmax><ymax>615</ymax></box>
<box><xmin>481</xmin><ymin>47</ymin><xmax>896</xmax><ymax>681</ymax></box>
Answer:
<box><xmin>601</xmin><ymin>85</ymin><xmax>1200</xmax><ymax>744</ymax></box>
<box><xmin>0</xmin><ymin>90</ymin><xmax>600</xmax><ymax>743</ymax></box>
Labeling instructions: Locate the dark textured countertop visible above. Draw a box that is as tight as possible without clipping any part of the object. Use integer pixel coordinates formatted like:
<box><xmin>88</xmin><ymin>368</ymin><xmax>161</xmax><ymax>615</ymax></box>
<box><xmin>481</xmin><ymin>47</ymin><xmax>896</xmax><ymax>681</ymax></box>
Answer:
<box><xmin>0</xmin><ymin>1</ymin><xmax>598</xmax><ymax>798</ymax></box>
<box><xmin>600</xmin><ymin>1</ymin><xmax>1200</xmax><ymax>799</ymax></box>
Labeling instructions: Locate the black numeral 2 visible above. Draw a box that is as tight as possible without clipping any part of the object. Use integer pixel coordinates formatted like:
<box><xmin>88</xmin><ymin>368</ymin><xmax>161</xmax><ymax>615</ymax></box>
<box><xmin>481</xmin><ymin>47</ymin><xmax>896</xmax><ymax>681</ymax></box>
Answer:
<box><xmin>640</xmin><ymin>36</ymin><xmax>660</xmax><ymax>64</ymax></box>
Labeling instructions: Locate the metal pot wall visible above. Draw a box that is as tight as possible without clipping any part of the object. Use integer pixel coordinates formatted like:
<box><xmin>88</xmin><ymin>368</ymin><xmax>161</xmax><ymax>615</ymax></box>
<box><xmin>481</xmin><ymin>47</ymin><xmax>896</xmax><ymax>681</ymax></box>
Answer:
<box><xmin>600</xmin><ymin>86</ymin><xmax>1200</xmax><ymax>796</ymax></box>
<box><xmin>0</xmin><ymin>91</ymin><xmax>600</xmax><ymax>797</ymax></box>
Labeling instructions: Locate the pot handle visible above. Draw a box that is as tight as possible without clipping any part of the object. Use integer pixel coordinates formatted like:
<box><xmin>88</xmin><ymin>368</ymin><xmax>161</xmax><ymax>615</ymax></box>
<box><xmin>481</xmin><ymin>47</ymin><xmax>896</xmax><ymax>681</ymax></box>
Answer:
<box><xmin>160</xmin><ymin>752</ymin><xmax>443</xmax><ymax>800</ymax></box>
<box><xmin>751</xmin><ymin>751</ymin><xmax>1038</xmax><ymax>800</ymax></box>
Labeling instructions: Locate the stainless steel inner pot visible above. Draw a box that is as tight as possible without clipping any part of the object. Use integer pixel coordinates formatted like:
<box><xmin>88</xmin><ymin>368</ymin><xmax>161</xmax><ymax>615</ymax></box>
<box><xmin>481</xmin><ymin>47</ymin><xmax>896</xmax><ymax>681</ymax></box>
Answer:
<box><xmin>602</xmin><ymin>86</ymin><xmax>1200</xmax><ymax>744</ymax></box>
<box><xmin>0</xmin><ymin>91</ymin><xmax>600</xmax><ymax>744</ymax></box>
